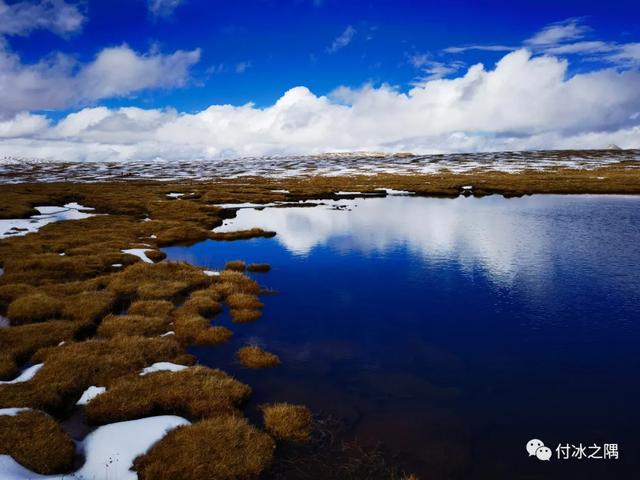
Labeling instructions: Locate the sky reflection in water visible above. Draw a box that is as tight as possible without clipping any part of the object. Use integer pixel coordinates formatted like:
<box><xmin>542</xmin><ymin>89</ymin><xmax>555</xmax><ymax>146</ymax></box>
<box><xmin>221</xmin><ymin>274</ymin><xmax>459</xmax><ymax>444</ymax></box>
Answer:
<box><xmin>165</xmin><ymin>195</ymin><xmax>640</xmax><ymax>479</ymax></box>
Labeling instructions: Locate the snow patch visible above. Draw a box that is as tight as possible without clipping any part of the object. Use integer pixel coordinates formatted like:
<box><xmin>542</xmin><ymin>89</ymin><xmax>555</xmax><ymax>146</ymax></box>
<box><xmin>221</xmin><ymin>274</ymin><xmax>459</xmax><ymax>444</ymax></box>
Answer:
<box><xmin>121</xmin><ymin>249</ymin><xmax>153</xmax><ymax>264</ymax></box>
<box><xmin>217</xmin><ymin>202</ymin><xmax>279</xmax><ymax>209</ymax></box>
<box><xmin>0</xmin><ymin>364</ymin><xmax>43</xmax><ymax>384</ymax></box>
<box><xmin>63</xmin><ymin>202</ymin><xmax>95</xmax><ymax>211</ymax></box>
<box><xmin>376</xmin><ymin>188</ymin><xmax>414</xmax><ymax>196</ymax></box>
<box><xmin>203</xmin><ymin>270</ymin><xmax>220</xmax><ymax>276</ymax></box>
<box><xmin>0</xmin><ymin>204</ymin><xmax>97</xmax><ymax>239</ymax></box>
<box><xmin>34</xmin><ymin>206</ymin><xmax>67</xmax><ymax>215</ymax></box>
<box><xmin>0</xmin><ymin>408</ymin><xmax>30</xmax><ymax>417</ymax></box>
<box><xmin>140</xmin><ymin>362</ymin><xmax>188</xmax><ymax>376</ymax></box>
<box><xmin>76</xmin><ymin>386</ymin><xmax>106</xmax><ymax>406</ymax></box>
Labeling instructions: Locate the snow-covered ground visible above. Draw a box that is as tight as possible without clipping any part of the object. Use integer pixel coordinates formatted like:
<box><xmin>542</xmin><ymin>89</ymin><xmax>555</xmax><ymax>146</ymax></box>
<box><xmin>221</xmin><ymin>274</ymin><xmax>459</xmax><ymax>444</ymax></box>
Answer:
<box><xmin>0</xmin><ymin>150</ymin><xmax>637</xmax><ymax>183</ymax></box>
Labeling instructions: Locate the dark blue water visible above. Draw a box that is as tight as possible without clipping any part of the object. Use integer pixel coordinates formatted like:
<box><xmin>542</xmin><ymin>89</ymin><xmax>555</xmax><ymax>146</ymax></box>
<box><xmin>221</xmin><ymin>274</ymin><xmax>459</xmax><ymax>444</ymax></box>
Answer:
<box><xmin>164</xmin><ymin>195</ymin><xmax>640</xmax><ymax>480</ymax></box>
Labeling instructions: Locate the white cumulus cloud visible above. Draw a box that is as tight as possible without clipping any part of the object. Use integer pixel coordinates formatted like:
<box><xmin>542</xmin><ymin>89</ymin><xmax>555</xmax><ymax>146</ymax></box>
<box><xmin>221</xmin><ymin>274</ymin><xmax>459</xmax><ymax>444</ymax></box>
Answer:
<box><xmin>0</xmin><ymin>49</ymin><xmax>639</xmax><ymax>161</ymax></box>
<box><xmin>0</xmin><ymin>0</ymin><xmax>85</xmax><ymax>37</ymax></box>
<box><xmin>0</xmin><ymin>44</ymin><xmax>200</xmax><ymax>116</ymax></box>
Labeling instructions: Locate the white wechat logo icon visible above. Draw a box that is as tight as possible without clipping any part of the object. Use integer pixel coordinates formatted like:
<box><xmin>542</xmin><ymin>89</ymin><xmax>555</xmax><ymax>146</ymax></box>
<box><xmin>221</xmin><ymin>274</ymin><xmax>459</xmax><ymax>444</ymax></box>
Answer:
<box><xmin>526</xmin><ymin>439</ymin><xmax>552</xmax><ymax>461</ymax></box>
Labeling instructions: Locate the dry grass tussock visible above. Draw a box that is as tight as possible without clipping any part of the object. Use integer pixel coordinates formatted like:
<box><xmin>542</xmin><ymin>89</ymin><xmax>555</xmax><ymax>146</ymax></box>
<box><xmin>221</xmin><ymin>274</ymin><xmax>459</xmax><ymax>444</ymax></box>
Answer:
<box><xmin>248</xmin><ymin>263</ymin><xmax>271</xmax><ymax>272</ymax></box>
<box><xmin>0</xmin><ymin>320</ymin><xmax>90</xmax><ymax>380</ymax></box>
<box><xmin>0</xmin><ymin>352</ymin><xmax>18</xmax><ymax>380</ymax></box>
<box><xmin>1</xmin><ymin>249</ymin><xmax>128</xmax><ymax>285</ymax></box>
<box><xmin>211</xmin><ymin>270</ymin><xmax>261</xmax><ymax>298</ymax></box>
<box><xmin>7</xmin><ymin>293</ymin><xmax>62</xmax><ymax>324</ymax></box>
<box><xmin>0</xmin><ymin>283</ymin><xmax>36</xmax><ymax>304</ymax></box>
<box><xmin>148</xmin><ymin>199</ymin><xmax>222</xmax><ymax>229</ymax></box>
<box><xmin>61</xmin><ymin>290</ymin><xmax>117</xmax><ymax>323</ymax></box>
<box><xmin>134</xmin><ymin>416</ymin><xmax>275</xmax><ymax>480</ymax></box>
<box><xmin>224</xmin><ymin>260</ymin><xmax>246</xmax><ymax>271</ymax></box>
<box><xmin>97</xmin><ymin>314</ymin><xmax>171</xmax><ymax>338</ymax></box>
<box><xmin>85</xmin><ymin>366</ymin><xmax>250</xmax><ymax>423</ymax></box>
<box><xmin>6</xmin><ymin>289</ymin><xmax>115</xmax><ymax>326</ymax></box>
<box><xmin>107</xmin><ymin>262</ymin><xmax>210</xmax><ymax>299</ymax></box>
<box><xmin>127</xmin><ymin>299</ymin><xmax>174</xmax><ymax>318</ymax></box>
<box><xmin>175</xmin><ymin>314</ymin><xmax>232</xmax><ymax>345</ymax></box>
<box><xmin>155</xmin><ymin>223</ymin><xmax>211</xmax><ymax>247</ymax></box>
<box><xmin>230</xmin><ymin>308</ymin><xmax>262</xmax><ymax>323</ymax></box>
<box><xmin>181</xmin><ymin>290</ymin><xmax>223</xmax><ymax>317</ymax></box>
<box><xmin>237</xmin><ymin>345</ymin><xmax>280</xmax><ymax>368</ymax></box>
<box><xmin>173</xmin><ymin>288</ymin><xmax>231</xmax><ymax>345</ymax></box>
<box><xmin>210</xmin><ymin>228</ymin><xmax>276</xmax><ymax>241</ymax></box>
<box><xmin>261</xmin><ymin>403</ymin><xmax>313</xmax><ymax>442</ymax></box>
<box><xmin>0</xmin><ymin>336</ymin><xmax>185</xmax><ymax>413</ymax></box>
<box><xmin>226</xmin><ymin>293</ymin><xmax>264</xmax><ymax>310</ymax></box>
<box><xmin>0</xmin><ymin>409</ymin><xmax>75</xmax><ymax>474</ymax></box>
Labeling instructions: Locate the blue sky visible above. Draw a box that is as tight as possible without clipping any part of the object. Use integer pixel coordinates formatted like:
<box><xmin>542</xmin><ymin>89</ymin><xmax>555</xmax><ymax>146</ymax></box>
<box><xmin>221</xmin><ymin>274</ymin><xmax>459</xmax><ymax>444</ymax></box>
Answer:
<box><xmin>10</xmin><ymin>0</ymin><xmax>639</xmax><ymax>110</ymax></box>
<box><xmin>0</xmin><ymin>0</ymin><xmax>639</xmax><ymax>159</ymax></box>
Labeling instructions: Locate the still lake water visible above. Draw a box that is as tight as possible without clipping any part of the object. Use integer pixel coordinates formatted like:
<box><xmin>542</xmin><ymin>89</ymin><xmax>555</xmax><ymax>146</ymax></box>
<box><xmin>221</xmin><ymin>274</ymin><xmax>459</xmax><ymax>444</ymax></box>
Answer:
<box><xmin>164</xmin><ymin>194</ymin><xmax>640</xmax><ymax>479</ymax></box>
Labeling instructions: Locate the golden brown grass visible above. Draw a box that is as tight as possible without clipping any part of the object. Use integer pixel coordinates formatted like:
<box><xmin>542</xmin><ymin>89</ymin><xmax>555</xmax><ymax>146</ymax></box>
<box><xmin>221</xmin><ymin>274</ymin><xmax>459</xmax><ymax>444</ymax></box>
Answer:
<box><xmin>0</xmin><ymin>409</ymin><xmax>75</xmax><ymax>474</ymax></box>
<box><xmin>226</xmin><ymin>293</ymin><xmax>263</xmax><ymax>310</ymax></box>
<box><xmin>6</xmin><ymin>293</ymin><xmax>62</xmax><ymax>324</ymax></box>
<box><xmin>247</xmin><ymin>263</ymin><xmax>271</xmax><ymax>272</ymax></box>
<box><xmin>212</xmin><ymin>270</ymin><xmax>261</xmax><ymax>298</ymax></box>
<box><xmin>61</xmin><ymin>290</ymin><xmax>116</xmax><ymax>323</ymax></box>
<box><xmin>85</xmin><ymin>366</ymin><xmax>251</xmax><ymax>423</ymax></box>
<box><xmin>230</xmin><ymin>309</ymin><xmax>262</xmax><ymax>323</ymax></box>
<box><xmin>154</xmin><ymin>224</ymin><xmax>210</xmax><ymax>247</ymax></box>
<box><xmin>97</xmin><ymin>314</ymin><xmax>170</xmax><ymax>338</ymax></box>
<box><xmin>181</xmin><ymin>290</ymin><xmax>223</xmax><ymax>317</ymax></box>
<box><xmin>134</xmin><ymin>416</ymin><xmax>275</xmax><ymax>480</ymax></box>
<box><xmin>1</xmin><ymin>252</ymin><xmax>121</xmax><ymax>285</ymax></box>
<box><xmin>173</xmin><ymin>310</ymin><xmax>232</xmax><ymax>345</ymax></box>
<box><xmin>0</xmin><ymin>319</ymin><xmax>87</xmax><ymax>379</ymax></box>
<box><xmin>0</xmin><ymin>336</ymin><xmax>184</xmax><ymax>412</ymax></box>
<box><xmin>144</xmin><ymin>249</ymin><xmax>167</xmax><ymax>262</ymax></box>
<box><xmin>107</xmin><ymin>262</ymin><xmax>210</xmax><ymax>299</ymax></box>
<box><xmin>0</xmin><ymin>283</ymin><xmax>36</xmax><ymax>304</ymax></box>
<box><xmin>260</xmin><ymin>403</ymin><xmax>313</xmax><ymax>442</ymax></box>
<box><xmin>137</xmin><ymin>281</ymin><xmax>192</xmax><ymax>300</ymax></box>
<box><xmin>127</xmin><ymin>299</ymin><xmax>174</xmax><ymax>318</ymax></box>
<box><xmin>170</xmin><ymin>288</ymin><xmax>230</xmax><ymax>344</ymax></box>
<box><xmin>236</xmin><ymin>345</ymin><xmax>280</xmax><ymax>368</ymax></box>
<box><xmin>0</xmin><ymin>352</ymin><xmax>18</xmax><ymax>379</ymax></box>
<box><xmin>148</xmin><ymin>199</ymin><xmax>222</xmax><ymax>229</ymax></box>
<box><xmin>224</xmin><ymin>260</ymin><xmax>246</xmax><ymax>271</ymax></box>
<box><xmin>210</xmin><ymin>228</ymin><xmax>277</xmax><ymax>240</ymax></box>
